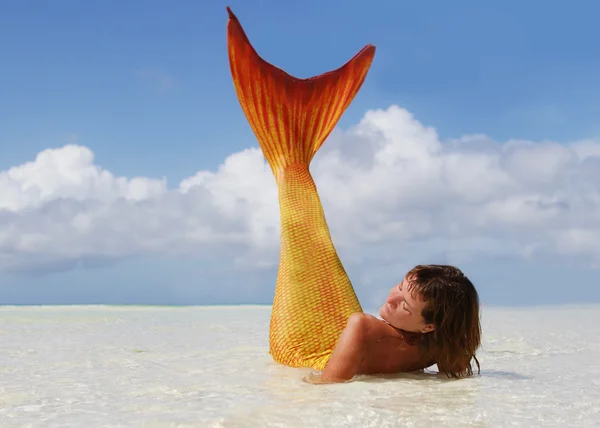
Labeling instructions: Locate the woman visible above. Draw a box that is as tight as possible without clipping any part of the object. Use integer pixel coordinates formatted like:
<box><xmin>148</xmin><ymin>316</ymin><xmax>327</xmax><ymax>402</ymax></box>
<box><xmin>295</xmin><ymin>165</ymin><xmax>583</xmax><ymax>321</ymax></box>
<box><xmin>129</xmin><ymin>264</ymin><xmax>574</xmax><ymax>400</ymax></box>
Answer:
<box><xmin>226</xmin><ymin>7</ymin><xmax>481</xmax><ymax>383</ymax></box>
<box><xmin>319</xmin><ymin>264</ymin><xmax>481</xmax><ymax>383</ymax></box>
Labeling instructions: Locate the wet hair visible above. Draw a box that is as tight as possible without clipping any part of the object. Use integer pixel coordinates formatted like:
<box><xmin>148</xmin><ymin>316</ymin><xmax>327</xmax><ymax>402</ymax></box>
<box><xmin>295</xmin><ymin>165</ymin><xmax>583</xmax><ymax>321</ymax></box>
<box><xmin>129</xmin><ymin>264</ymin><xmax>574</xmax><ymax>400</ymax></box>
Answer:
<box><xmin>407</xmin><ymin>264</ymin><xmax>481</xmax><ymax>379</ymax></box>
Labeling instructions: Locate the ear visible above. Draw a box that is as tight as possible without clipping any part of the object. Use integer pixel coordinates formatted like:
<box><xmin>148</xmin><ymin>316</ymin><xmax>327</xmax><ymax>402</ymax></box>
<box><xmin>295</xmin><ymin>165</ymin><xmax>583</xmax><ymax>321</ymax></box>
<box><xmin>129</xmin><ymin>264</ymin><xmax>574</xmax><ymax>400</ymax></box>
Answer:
<box><xmin>421</xmin><ymin>324</ymin><xmax>435</xmax><ymax>334</ymax></box>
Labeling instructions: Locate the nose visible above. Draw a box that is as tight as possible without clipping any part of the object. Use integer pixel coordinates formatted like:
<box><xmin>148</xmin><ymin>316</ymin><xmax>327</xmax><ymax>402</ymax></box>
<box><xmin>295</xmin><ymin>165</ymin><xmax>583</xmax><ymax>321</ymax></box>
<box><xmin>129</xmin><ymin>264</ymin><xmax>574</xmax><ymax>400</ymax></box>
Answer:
<box><xmin>387</xmin><ymin>292</ymin><xmax>400</xmax><ymax>304</ymax></box>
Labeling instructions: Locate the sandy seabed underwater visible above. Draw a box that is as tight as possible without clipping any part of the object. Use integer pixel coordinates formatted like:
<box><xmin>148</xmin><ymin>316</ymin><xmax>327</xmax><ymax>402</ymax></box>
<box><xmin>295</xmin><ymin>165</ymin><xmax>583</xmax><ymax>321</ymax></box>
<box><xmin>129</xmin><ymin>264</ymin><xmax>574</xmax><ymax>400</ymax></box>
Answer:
<box><xmin>1</xmin><ymin>304</ymin><xmax>599</xmax><ymax>427</ymax></box>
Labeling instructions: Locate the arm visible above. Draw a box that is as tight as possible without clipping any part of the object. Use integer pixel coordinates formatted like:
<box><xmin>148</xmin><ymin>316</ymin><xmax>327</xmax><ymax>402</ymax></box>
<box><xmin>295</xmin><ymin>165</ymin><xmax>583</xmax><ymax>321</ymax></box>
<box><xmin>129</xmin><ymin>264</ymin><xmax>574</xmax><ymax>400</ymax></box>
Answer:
<box><xmin>319</xmin><ymin>312</ymin><xmax>370</xmax><ymax>383</ymax></box>
<box><xmin>308</xmin><ymin>313</ymin><xmax>426</xmax><ymax>384</ymax></box>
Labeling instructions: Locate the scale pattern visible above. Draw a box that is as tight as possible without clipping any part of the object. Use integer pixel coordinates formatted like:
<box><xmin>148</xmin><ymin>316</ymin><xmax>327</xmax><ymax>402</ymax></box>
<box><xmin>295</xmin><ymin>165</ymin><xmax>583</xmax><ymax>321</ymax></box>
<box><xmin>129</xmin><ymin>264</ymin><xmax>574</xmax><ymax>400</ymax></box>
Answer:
<box><xmin>226</xmin><ymin>7</ymin><xmax>376</xmax><ymax>369</ymax></box>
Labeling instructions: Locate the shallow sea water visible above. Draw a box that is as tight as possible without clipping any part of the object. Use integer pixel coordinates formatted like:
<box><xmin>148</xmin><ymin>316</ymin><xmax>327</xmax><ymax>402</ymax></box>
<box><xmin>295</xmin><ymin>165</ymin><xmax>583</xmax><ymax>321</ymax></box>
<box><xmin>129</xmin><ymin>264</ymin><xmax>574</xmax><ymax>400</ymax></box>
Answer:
<box><xmin>1</xmin><ymin>304</ymin><xmax>599</xmax><ymax>427</ymax></box>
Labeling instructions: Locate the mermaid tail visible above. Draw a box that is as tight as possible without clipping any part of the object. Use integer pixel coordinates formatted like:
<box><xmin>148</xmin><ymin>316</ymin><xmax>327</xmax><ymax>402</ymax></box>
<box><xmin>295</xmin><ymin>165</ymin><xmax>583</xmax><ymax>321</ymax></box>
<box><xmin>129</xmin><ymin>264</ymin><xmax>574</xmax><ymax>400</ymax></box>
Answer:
<box><xmin>226</xmin><ymin>7</ymin><xmax>376</xmax><ymax>370</ymax></box>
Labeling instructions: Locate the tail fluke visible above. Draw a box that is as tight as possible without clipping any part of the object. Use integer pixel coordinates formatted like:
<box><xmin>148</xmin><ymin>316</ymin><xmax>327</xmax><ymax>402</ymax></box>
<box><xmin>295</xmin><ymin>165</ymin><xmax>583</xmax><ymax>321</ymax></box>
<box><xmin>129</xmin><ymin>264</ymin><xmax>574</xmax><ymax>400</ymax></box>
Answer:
<box><xmin>226</xmin><ymin>7</ymin><xmax>376</xmax><ymax>173</ymax></box>
<box><xmin>226</xmin><ymin>6</ymin><xmax>372</xmax><ymax>369</ymax></box>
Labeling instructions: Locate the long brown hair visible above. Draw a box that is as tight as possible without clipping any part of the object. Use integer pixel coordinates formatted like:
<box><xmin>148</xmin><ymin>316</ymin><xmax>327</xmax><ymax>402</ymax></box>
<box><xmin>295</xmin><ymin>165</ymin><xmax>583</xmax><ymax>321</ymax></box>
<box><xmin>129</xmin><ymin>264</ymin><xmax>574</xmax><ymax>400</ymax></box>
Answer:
<box><xmin>407</xmin><ymin>264</ymin><xmax>482</xmax><ymax>378</ymax></box>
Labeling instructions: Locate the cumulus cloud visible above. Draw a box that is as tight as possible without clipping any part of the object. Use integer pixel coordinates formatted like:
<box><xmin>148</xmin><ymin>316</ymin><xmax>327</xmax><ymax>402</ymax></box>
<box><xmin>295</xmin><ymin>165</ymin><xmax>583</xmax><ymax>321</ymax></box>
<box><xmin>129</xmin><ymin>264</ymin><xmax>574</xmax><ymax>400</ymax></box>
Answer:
<box><xmin>1</xmin><ymin>105</ymin><xmax>599</xmax><ymax>274</ymax></box>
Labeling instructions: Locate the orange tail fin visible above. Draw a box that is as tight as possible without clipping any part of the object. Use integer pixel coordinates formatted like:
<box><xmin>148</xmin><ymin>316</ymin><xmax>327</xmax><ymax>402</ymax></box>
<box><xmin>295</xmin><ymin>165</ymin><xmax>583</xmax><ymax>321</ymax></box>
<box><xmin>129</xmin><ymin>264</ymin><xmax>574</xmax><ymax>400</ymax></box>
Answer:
<box><xmin>226</xmin><ymin>7</ymin><xmax>375</xmax><ymax>173</ymax></box>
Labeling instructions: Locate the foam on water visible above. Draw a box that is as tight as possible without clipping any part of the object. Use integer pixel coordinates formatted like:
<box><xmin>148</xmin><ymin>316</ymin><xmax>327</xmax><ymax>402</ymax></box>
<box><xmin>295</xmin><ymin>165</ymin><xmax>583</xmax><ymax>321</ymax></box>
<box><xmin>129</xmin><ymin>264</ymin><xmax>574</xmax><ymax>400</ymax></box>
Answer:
<box><xmin>1</xmin><ymin>304</ymin><xmax>599</xmax><ymax>427</ymax></box>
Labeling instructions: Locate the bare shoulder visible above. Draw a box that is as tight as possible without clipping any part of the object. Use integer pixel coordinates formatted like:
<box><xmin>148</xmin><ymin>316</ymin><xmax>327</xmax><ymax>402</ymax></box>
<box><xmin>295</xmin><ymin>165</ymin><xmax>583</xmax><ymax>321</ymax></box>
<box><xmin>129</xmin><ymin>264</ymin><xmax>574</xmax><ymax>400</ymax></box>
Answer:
<box><xmin>319</xmin><ymin>312</ymin><xmax>428</xmax><ymax>383</ymax></box>
<box><xmin>348</xmin><ymin>312</ymin><xmax>426</xmax><ymax>375</ymax></box>
<box><xmin>345</xmin><ymin>312</ymin><xmax>403</xmax><ymax>338</ymax></box>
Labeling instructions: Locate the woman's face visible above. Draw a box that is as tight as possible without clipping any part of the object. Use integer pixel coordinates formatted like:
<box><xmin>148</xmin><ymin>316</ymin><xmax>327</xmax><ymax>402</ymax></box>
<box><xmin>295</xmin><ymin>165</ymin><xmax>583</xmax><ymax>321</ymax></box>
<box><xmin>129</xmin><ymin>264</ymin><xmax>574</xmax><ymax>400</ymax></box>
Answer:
<box><xmin>379</xmin><ymin>276</ymin><xmax>434</xmax><ymax>334</ymax></box>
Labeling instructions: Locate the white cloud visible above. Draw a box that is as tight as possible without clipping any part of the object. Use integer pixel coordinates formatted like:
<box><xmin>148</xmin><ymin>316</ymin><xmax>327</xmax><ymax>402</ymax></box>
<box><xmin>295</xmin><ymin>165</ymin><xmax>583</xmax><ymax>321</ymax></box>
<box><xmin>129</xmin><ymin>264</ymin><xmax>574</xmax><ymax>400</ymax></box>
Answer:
<box><xmin>0</xmin><ymin>145</ymin><xmax>167</xmax><ymax>212</ymax></box>
<box><xmin>1</xmin><ymin>105</ymin><xmax>600</xmax><ymax>274</ymax></box>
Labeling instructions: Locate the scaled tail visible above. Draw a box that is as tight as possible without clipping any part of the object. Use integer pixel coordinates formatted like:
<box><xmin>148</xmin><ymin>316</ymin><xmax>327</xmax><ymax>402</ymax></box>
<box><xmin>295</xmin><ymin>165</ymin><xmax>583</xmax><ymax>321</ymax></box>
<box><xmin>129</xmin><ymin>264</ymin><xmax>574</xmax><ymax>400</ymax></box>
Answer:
<box><xmin>226</xmin><ymin>7</ymin><xmax>375</xmax><ymax>369</ymax></box>
<box><xmin>226</xmin><ymin>7</ymin><xmax>375</xmax><ymax>173</ymax></box>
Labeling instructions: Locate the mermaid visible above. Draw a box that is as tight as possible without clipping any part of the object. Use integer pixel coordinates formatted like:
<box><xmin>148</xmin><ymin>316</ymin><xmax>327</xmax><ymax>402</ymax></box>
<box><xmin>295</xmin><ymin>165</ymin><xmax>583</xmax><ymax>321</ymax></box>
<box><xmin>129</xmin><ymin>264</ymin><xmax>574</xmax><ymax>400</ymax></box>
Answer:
<box><xmin>226</xmin><ymin>7</ymin><xmax>481</xmax><ymax>383</ymax></box>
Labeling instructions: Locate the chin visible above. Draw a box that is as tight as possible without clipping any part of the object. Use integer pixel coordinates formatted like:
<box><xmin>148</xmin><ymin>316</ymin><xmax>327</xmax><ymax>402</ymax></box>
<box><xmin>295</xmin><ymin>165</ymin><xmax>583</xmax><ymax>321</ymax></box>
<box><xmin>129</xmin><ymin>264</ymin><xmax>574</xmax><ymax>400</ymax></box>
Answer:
<box><xmin>379</xmin><ymin>307</ymin><xmax>397</xmax><ymax>327</ymax></box>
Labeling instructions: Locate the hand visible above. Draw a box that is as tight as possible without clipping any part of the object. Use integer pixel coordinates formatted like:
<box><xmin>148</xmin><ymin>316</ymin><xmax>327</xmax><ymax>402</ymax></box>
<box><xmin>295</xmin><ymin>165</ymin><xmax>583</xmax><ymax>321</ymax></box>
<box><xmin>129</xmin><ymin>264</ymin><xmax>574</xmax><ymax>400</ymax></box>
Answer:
<box><xmin>302</xmin><ymin>371</ymin><xmax>334</xmax><ymax>385</ymax></box>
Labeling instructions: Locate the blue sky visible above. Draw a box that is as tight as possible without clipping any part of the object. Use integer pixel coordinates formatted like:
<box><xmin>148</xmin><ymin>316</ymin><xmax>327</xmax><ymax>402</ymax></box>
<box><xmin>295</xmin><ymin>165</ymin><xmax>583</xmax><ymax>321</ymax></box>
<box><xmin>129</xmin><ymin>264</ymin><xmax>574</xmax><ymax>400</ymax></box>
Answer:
<box><xmin>1</xmin><ymin>0</ymin><xmax>600</xmax><ymax>307</ymax></box>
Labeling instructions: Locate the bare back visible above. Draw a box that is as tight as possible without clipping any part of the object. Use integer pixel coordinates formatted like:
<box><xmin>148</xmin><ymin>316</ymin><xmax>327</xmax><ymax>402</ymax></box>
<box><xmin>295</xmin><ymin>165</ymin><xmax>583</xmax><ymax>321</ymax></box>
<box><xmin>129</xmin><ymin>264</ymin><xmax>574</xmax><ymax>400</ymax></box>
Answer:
<box><xmin>319</xmin><ymin>313</ymin><xmax>435</xmax><ymax>382</ymax></box>
<box><xmin>360</xmin><ymin>314</ymin><xmax>434</xmax><ymax>375</ymax></box>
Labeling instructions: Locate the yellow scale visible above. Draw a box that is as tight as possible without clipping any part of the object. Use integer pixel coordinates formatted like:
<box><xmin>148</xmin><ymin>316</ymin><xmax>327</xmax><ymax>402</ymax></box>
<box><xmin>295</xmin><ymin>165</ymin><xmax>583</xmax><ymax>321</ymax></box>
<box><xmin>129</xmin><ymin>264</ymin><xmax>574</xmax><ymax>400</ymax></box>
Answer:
<box><xmin>227</xmin><ymin>7</ymin><xmax>376</xmax><ymax>370</ymax></box>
